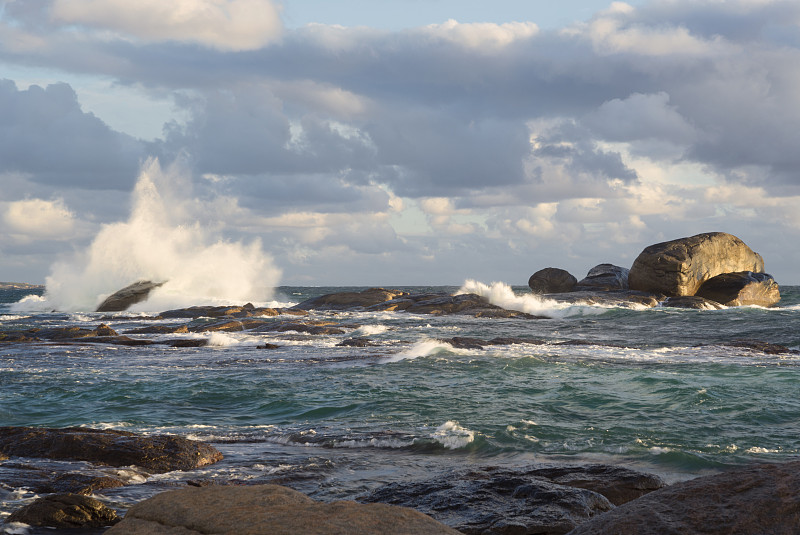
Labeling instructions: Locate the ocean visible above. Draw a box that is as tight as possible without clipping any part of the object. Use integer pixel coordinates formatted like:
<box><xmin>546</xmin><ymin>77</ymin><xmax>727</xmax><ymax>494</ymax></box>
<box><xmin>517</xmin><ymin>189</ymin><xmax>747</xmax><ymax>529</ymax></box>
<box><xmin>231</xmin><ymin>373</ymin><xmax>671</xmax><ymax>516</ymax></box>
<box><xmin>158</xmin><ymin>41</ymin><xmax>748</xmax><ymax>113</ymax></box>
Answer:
<box><xmin>2</xmin><ymin>283</ymin><xmax>800</xmax><ymax>533</ymax></box>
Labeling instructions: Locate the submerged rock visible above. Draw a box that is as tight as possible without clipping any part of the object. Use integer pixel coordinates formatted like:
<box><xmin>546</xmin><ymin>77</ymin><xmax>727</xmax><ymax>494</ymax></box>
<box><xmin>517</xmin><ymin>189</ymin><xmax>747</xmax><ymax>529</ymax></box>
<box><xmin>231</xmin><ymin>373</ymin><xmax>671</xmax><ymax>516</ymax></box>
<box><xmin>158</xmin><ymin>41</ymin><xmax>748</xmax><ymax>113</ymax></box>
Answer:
<box><xmin>0</xmin><ymin>427</ymin><xmax>223</xmax><ymax>473</ymax></box>
<box><xmin>107</xmin><ymin>484</ymin><xmax>460</xmax><ymax>535</ymax></box>
<box><xmin>575</xmin><ymin>264</ymin><xmax>630</xmax><ymax>291</ymax></box>
<box><xmin>568</xmin><ymin>460</ymin><xmax>800</xmax><ymax>535</ymax></box>
<box><xmin>544</xmin><ymin>290</ymin><xmax>661</xmax><ymax>308</ymax></box>
<box><xmin>662</xmin><ymin>296</ymin><xmax>725</xmax><ymax>310</ymax></box>
<box><xmin>529</xmin><ymin>267</ymin><xmax>577</xmax><ymax>294</ymax></box>
<box><xmin>7</xmin><ymin>493</ymin><xmax>120</xmax><ymax>529</ymax></box>
<box><xmin>628</xmin><ymin>232</ymin><xmax>765</xmax><ymax>296</ymax></box>
<box><xmin>695</xmin><ymin>271</ymin><xmax>781</xmax><ymax>307</ymax></box>
<box><xmin>96</xmin><ymin>280</ymin><xmax>166</xmax><ymax>312</ymax></box>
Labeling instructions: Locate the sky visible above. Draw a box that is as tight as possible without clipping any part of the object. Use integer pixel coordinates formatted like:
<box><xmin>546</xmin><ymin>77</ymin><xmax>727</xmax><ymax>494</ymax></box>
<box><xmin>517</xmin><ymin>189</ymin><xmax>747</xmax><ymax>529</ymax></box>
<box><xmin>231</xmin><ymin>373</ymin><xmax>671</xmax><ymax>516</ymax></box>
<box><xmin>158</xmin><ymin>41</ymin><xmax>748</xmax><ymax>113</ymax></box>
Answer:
<box><xmin>1</xmin><ymin>0</ymin><xmax>799</xmax><ymax>288</ymax></box>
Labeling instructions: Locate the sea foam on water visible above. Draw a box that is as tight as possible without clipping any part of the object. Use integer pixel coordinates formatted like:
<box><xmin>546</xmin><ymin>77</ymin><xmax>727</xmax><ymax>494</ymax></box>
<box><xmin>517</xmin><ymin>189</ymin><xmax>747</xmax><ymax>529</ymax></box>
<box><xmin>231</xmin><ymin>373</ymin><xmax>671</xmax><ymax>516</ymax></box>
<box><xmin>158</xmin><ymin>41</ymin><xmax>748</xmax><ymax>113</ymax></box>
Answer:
<box><xmin>26</xmin><ymin>157</ymin><xmax>281</xmax><ymax>312</ymax></box>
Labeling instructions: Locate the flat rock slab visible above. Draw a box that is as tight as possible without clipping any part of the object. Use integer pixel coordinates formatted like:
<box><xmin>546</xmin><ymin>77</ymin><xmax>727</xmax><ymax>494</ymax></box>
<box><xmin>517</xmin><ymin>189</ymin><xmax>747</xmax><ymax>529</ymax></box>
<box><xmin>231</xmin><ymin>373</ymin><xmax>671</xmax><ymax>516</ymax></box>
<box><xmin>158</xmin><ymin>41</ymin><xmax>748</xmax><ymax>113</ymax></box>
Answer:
<box><xmin>0</xmin><ymin>427</ymin><xmax>222</xmax><ymax>473</ymax></box>
<box><xmin>7</xmin><ymin>493</ymin><xmax>120</xmax><ymax>528</ymax></box>
<box><xmin>568</xmin><ymin>460</ymin><xmax>800</xmax><ymax>535</ymax></box>
<box><xmin>107</xmin><ymin>484</ymin><xmax>460</xmax><ymax>535</ymax></box>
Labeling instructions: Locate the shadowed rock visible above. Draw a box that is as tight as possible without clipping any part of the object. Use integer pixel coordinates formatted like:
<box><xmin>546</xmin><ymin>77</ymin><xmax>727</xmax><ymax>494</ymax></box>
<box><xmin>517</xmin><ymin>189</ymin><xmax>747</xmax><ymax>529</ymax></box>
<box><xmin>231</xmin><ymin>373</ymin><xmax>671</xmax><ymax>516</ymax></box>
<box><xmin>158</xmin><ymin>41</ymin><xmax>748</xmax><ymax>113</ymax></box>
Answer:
<box><xmin>96</xmin><ymin>280</ymin><xmax>166</xmax><ymax>312</ymax></box>
<box><xmin>529</xmin><ymin>267</ymin><xmax>577</xmax><ymax>294</ymax></box>
<box><xmin>628</xmin><ymin>232</ymin><xmax>764</xmax><ymax>296</ymax></box>
<box><xmin>292</xmin><ymin>288</ymin><xmax>409</xmax><ymax>311</ymax></box>
<box><xmin>8</xmin><ymin>493</ymin><xmax>120</xmax><ymax>528</ymax></box>
<box><xmin>106</xmin><ymin>484</ymin><xmax>460</xmax><ymax>535</ymax></box>
<box><xmin>695</xmin><ymin>271</ymin><xmax>781</xmax><ymax>307</ymax></box>
<box><xmin>568</xmin><ymin>460</ymin><xmax>800</xmax><ymax>535</ymax></box>
<box><xmin>575</xmin><ymin>264</ymin><xmax>630</xmax><ymax>291</ymax></box>
<box><xmin>0</xmin><ymin>427</ymin><xmax>222</xmax><ymax>473</ymax></box>
<box><xmin>39</xmin><ymin>473</ymin><xmax>126</xmax><ymax>495</ymax></box>
<box><xmin>544</xmin><ymin>290</ymin><xmax>661</xmax><ymax>308</ymax></box>
<box><xmin>525</xmin><ymin>464</ymin><xmax>665</xmax><ymax>506</ymax></box>
<box><xmin>662</xmin><ymin>296</ymin><xmax>725</xmax><ymax>310</ymax></box>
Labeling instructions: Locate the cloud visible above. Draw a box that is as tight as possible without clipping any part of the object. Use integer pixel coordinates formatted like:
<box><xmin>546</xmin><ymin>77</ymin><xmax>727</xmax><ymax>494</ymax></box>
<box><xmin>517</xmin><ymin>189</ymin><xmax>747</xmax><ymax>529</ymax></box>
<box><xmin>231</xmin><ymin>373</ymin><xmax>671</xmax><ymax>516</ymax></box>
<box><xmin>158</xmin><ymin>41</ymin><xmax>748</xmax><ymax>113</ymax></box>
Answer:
<box><xmin>3</xmin><ymin>198</ymin><xmax>76</xmax><ymax>239</ymax></box>
<box><xmin>49</xmin><ymin>0</ymin><xmax>283</xmax><ymax>51</ymax></box>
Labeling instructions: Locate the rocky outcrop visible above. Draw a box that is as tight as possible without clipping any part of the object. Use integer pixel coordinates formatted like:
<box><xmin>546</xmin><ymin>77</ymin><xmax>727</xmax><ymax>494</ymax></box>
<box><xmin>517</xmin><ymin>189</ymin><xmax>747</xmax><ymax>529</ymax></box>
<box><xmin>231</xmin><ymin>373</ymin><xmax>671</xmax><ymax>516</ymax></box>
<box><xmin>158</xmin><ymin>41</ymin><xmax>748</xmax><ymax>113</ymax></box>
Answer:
<box><xmin>0</xmin><ymin>427</ymin><xmax>223</xmax><ymax>473</ymax></box>
<box><xmin>567</xmin><ymin>460</ymin><xmax>800</xmax><ymax>535</ymax></box>
<box><xmin>575</xmin><ymin>264</ymin><xmax>630</xmax><ymax>291</ymax></box>
<box><xmin>662</xmin><ymin>296</ymin><xmax>725</xmax><ymax>309</ymax></box>
<box><xmin>695</xmin><ymin>271</ymin><xmax>781</xmax><ymax>307</ymax></box>
<box><xmin>106</xmin><ymin>484</ymin><xmax>460</xmax><ymax>535</ymax></box>
<box><xmin>292</xmin><ymin>287</ymin><xmax>409</xmax><ymax>311</ymax></box>
<box><xmin>628</xmin><ymin>232</ymin><xmax>764</xmax><ymax>296</ymax></box>
<box><xmin>7</xmin><ymin>493</ymin><xmax>120</xmax><ymax>529</ymax></box>
<box><xmin>544</xmin><ymin>290</ymin><xmax>661</xmax><ymax>308</ymax></box>
<box><xmin>96</xmin><ymin>280</ymin><xmax>166</xmax><ymax>312</ymax></box>
<box><xmin>364</xmin><ymin>464</ymin><xmax>662</xmax><ymax>534</ymax></box>
<box><xmin>529</xmin><ymin>268</ymin><xmax>577</xmax><ymax>294</ymax></box>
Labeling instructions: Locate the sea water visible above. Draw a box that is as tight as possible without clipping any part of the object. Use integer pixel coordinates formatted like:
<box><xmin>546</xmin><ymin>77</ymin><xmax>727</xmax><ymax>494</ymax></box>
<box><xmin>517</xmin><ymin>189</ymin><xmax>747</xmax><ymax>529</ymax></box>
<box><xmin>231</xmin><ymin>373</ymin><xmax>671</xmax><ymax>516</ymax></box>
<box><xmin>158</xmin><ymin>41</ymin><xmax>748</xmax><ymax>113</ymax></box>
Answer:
<box><xmin>2</xmin><ymin>284</ymin><xmax>800</xmax><ymax>533</ymax></box>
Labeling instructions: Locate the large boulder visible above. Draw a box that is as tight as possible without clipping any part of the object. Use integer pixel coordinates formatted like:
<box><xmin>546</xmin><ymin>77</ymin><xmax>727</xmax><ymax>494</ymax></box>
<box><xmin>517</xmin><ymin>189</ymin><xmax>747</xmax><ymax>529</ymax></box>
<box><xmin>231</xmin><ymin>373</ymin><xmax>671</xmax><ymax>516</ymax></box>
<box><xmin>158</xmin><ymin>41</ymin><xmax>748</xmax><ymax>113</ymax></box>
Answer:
<box><xmin>97</xmin><ymin>280</ymin><xmax>166</xmax><ymax>312</ymax></box>
<box><xmin>0</xmin><ymin>427</ymin><xmax>222</xmax><ymax>473</ymax></box>
<box><xmin>628</xmin><ymin>232</ymin><xmax>764</xmax><ymax>296</ymax></box>
<box><xmin>568</xmin><ymin>460</ymin><xmax>800</xmax><ymax>535</ymax></box>
<box><xmin>291</xmin><ymin>287</ymin><xmax>408</xmax><ymax>311</ymax></box>
<box><xmin>695</xmin><ymin>271</ymin><xmax>781</xmax><ymax>307</ymax></box>
<box><xmin>106</xmin><ymin>484</ymin><xmax>460</xmax><ymax>535</ymax></box>
<box><xmin>529</xmin><ymin>268</ymin><xmax>578</xmax><ymax>294</ymax></box>
<box><xmin>575</xmin><ymin>264</ymin><xmax>630</xmax><ymax>291</ymax></box>
<box><xmin>7</xmin><ymin>493</ymin><xmax>120</xmax><ymax>529</ymax></box>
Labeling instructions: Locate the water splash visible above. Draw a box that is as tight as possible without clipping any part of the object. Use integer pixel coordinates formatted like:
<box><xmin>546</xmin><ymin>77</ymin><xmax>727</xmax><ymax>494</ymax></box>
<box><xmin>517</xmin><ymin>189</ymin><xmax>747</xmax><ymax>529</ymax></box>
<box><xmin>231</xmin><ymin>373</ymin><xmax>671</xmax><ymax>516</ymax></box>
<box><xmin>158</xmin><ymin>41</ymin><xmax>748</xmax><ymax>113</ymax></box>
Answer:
<box><xmin>18</xmin><ymin>158</ymin><xmax>281</xmax><ymax>312</ymax></box>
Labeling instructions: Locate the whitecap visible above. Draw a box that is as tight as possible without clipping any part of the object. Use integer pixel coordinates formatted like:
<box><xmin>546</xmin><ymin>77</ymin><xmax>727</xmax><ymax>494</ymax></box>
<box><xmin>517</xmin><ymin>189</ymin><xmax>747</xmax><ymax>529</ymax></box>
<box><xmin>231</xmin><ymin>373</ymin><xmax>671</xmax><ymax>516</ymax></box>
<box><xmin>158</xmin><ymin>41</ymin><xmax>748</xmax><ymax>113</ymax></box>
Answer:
<box><xmin>430</xmin><ymin>421</ymin><xmax>475</xmax><ymax>449</ymax></box>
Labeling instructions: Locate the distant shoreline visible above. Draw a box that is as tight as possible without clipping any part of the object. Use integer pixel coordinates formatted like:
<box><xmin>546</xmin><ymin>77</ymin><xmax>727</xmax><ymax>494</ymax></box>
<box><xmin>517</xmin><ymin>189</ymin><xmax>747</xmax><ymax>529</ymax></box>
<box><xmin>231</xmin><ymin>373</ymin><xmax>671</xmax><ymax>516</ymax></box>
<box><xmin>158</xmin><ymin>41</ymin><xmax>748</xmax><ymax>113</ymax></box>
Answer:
<box><xmin>0</xmin><ymin>282</ymin><xmax>45</xmax><ymax>290</ymax></box>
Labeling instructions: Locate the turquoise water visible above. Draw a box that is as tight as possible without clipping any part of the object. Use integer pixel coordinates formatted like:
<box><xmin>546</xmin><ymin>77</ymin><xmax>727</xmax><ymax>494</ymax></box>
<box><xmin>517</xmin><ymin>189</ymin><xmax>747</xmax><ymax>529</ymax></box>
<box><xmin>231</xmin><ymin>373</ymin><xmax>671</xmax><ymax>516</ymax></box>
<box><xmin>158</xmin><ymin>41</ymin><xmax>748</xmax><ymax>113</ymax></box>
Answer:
<box><xmin>2</xmin><ymin>285</ymin><xmax>800</xmax><ymax>527</ymax></box>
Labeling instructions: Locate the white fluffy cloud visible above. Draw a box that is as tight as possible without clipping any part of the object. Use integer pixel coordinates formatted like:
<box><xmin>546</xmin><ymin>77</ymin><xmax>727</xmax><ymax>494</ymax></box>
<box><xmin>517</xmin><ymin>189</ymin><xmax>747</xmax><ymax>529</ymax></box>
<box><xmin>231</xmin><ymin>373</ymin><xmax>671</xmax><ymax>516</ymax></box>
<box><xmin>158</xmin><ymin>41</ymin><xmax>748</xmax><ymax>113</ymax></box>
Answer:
<box><xmin>3</xmin><ymin>198</ymin><xmax>76</xmax><ymax>239</ymax></box>
<box><xmin>49</xmin><ymin>0</ymin><xmax>282</xmax><ymax>51</ymax></box>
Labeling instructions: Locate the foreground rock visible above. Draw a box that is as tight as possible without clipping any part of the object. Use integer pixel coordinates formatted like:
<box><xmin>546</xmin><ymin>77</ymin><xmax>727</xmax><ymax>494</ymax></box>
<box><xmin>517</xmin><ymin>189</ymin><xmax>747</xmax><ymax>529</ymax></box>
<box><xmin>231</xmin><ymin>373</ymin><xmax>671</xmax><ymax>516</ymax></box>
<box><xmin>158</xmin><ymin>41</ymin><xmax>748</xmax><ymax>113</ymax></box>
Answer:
<box><xmin>7</xmin><ymin>493</ymin><xmax>120</xmax><ymax>529</ymax></box>
<box><xmin>96</xmin><ymin>280</ymin><xmax>166</xmax><ymax>312</ymax></box>
<box><xmin>529</xmin><ymin>268</ymin><xmax>577</xmax><ymax>294</ymax></box>
<box><xmin>107</xmin><ymin>484</ymin><xmax>460</xmax><ymax>535</ymax></box>
<box><xmin>568</xmin><ymin>460</ymin><xmax>800</xmax><ymax>535</ymax></box>
<box><xmin>0</xmin><ymin>427</ymin><xmax>222</xmax><ymax>473</ymax></box>
<box><xmin>628</xmin><ymin>232</ymin><xmax>765</xmax><ymax>296</ymax></box>
<box><xmin>695</xmin><ymin>271</ymin><xmax>781</xmax><ymax>306</ymax></box>
<box><xmin>365</xmin><ymin>464</ymin><xmax>662</xmax><ymax>534</ymax></box>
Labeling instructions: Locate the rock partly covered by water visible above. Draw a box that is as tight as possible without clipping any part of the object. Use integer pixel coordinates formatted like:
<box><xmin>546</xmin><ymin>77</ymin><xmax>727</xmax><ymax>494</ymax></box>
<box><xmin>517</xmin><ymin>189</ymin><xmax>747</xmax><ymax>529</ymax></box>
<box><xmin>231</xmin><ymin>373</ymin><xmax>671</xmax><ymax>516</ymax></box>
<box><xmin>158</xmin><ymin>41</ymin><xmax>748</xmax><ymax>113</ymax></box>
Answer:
<box><xmin>0</xmin><ymin>427</ymin><xmax>223</xmax><ymax>473</ymax></box>
<box><xmin>7</xmin><ymin>493</ymin><xmax>120</xmax><ymax>529</ymax></box>
<box><xmin>529</xmin><ymin>268</ymin><xmax>578</xmax><ymax>294</ymax></box>
<box><xmin>628</xmin><ymin>232</ymin><xmax>765</xmax><ymax>297</ymax></box>
<box><xmin>107</xmin><ymin>484</ymin><xmax>460</xmax><ymax>535</ymax></box>
<box><xmin>291</xmin><ymin>287</ymin><xmax>409</xmax><ymax>311</ymax></box>
<box><xmin>567</xmin><ymin>460</ymin><xmax>800</xmax><ymax>535</ymax></box>
<box><xmin>96</xmin><ymin>280</ymin><xmax>166</xmax><ymax>312</ymax></box>
<box><xmin>662</xmin><ymin>296</ymin><xmax>725</xmax><ymax>310</ymax></box>
<box><xmin>364</xmin><ymin>464</ymin><xmax>664</xmax><ymax>534</ymax></box>
<box><xmin>695</xmin><ymin>271</ymin><xmax>781</xmax><ymax>307</ymax></box>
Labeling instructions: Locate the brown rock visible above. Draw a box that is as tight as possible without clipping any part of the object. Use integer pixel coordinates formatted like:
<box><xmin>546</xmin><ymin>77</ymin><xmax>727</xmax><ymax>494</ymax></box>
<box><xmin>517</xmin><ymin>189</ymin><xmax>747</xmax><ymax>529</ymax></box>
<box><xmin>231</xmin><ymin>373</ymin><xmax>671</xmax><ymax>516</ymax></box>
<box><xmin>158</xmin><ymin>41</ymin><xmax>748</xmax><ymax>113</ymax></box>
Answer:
<box><xmin>545</xmin><ymin>290</ymin><xmax>661</xmax><ymax>308</ymax></box>
<box><xmin>567</xmin><ymin>460</ymin><xmax>800</xmax><ymax>535</ymax></box>
<box><xmin>695</xmin><ymin>271</ymin><xmax>781</xmax><ymax>307</ymax></box>
<box><xmin>40</xmin><ymin>473</ymin><xmax>126</xmax><ymax>495</ymax></box>
<box><xmin>97</xmin><ymin>280</ymin><xmax>166</xmax><ymax>312</ymax></box>
<box><xmin>7</xmin><ymin>493</ymin><xmax>120</xmax><ymax>528</ymax></box>
<box><xmin>0</xmin><ymin>427</ymin><xmax>222</xmax><ymax>473</ymax></box>
<box><xmin>662</xmin><ymin>296</ymin><xmax>725</xmax><ymax>309</ymax></box>
<box><xmin>529</xmin><ymin>267</ymin><xmax>578</xmax><ymax>294</ymax></box>
<box><xmin>291</xmin><ymin>287</ymin><xmax>409</xmax><ymax>311</ymax></box>
<box><xmin>106</xmin><ymin>484</ymin><xmax>460</xmax><ymax>535</ymax></box>
<box><xmin>628</xmin><ymin>232</ymin><xmax>765</xmax><ymax>296</ymax></box>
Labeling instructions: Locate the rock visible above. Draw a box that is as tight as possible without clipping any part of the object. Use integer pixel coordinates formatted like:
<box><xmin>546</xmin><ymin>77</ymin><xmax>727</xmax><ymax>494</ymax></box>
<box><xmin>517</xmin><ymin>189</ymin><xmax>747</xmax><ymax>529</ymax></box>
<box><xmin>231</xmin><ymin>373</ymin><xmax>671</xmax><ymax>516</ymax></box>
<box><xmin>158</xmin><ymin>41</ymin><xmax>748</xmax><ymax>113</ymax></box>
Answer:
<box><xmin>628</xmin><ymin>232</ymin><xmax>764</xmax><ymax>296</ymax></box>
<box><xmin>545</xmin><ymin>290</ymin><xmax>661</xmax><ymax>308</ymax></box>
<box><xmin>7</xmin><ymin>493</ymin><xmax>120</xmax><ymax>528</ymax></box>
<box><xmin>525</xmin><ymin>464</ymin><xmax>665</xmax><ymax>506</ymax></box>
<box><xmin>292</xmin><ymin>288</ymin><xmax>409</xmax><ymax>311</ymax></box>
<box><xmin>567</xmin><ymin>460</ymin><xmax>800</xmax><ymax>535</ymax></box>
<box><xmin>337</xmin><ymin>337</ymin><xmax>378</xmax><ymax>347</ymax></box>
<box><xmin>575</xmin><ymin>264</ymin><xmax>630</xmax><ymax>291</ymax></box>
<box><xmin>159</xmin><ymin>305</ymin><xmax>288</xmax><ymax>319</ymax></box>
<box><xmin>364</xmin><ymin>466</ymin><xmax>615</xmax><ymax>534</ymax></box>
<box><xmin>662</xmin><ymin>296</ymin><xmax>725</xmax><ymax>310</ymax></box>
<box><xmin>695</xmin><ymin>271</ymin><xmax>781</xmax><ymax>307</ymax></box>
<box><xmin>39</xmin><ymin>473</ymin><xmax>126</xmax><ymax>495</ymax></box>
<box><xmin>720</xmin><ymin>339</ymin><xmax>798</xmax><ymax>355</ymax></box>
<box><xmin>96</xmin><ymin>280</ymin><xmax>166</xmax><ymax>312</ymax></box>
<box><xmin>529</xmin><ymin>268</ymin><xmax>578</xmax><ymax>294</ymax></box>
<box><xmin>106</xmin><ymin>484</ymin><xmax>460</xmax><ymax>535</ymax></box>
<box><xmin>0</xmin><ymin>427</ymin><xmax>223</xmax><ymax>473</ymax></box>
<box><xmin>404</xmin><ymin>293</ymin><xmax>545</xmax><ymax>318</ymax></box>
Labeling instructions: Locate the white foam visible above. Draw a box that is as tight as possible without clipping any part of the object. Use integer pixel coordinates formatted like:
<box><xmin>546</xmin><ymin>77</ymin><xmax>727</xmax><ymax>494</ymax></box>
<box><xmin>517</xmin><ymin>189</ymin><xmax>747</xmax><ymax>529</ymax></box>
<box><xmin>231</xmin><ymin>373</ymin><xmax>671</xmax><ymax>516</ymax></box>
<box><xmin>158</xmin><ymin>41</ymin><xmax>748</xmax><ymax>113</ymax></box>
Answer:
<box><xmin>384</xmin><ymin>339</ymin><xmax>461</xmax><ymax>362</ymax></box>
<box><xmin>431</xmin><ymin>421</ymin><xmax>475</xmax><ymax>449</ymax></box>
<box><xmin>25</xmin><ymin>158</ymin><xmax>281</xmax><ymax>312</ymax></box>
<box><xmin>8</xmin><ymin>294</ymin><xmax>48</xmax><ymax>313</ymax></box>
<box><xmin>354</xmin><ymin>324</ymin><xmax>390</xmax><ymax>336</ymax></box>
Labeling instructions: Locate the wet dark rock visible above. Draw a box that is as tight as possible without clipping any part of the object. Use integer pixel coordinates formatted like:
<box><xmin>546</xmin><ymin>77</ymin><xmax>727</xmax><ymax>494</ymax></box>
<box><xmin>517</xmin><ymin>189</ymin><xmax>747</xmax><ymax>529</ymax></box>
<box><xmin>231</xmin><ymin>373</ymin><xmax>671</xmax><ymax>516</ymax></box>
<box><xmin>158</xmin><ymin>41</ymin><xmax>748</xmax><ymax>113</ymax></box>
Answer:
<box><xmin>124</xmin><ymin>324</ymin><xmax>189</xmax><ymax>334</ymax></box>
<box><xmin>405</xmin><ymin>293</ymin><xmax>546</xmax><ymax>319</ymax></box>
<box><xmin>575</xmin><ymin>264</ymin><xmax>630</xmax><ymax>291</ymax></box>
<box><xmin>159</xmin><ymin>305</ymin><xmax>296</xmax><ymax>319</ymax></box>
<box><xmin>525</xmin><ymin>464</ymin><xmax>665</xmax><ymax>506</ymax></box>
<box><xmin>363</xmin><ymin>465</ymin><xmax>618</xmax><ymax>534</ymax></box>
<box><xmin>662</xmin><ymin>296</ymin><xmax>725</xmax><ymax>309</ymax></box>
<box><xmin>568</xmin><ymin>460</ymin><xmax>800</xmax><ymax>535</ymax></box>
<box><xmin>544</xmin><ymin>290</ymin><xmax>661</xmax><ymax>308</ymax></box>
<box><xmin>721</xmin><ymin>339</ymin><xmax>798</xmax><ymax>355</ymax></box>
<box><xmin>96</xmin><ymin>280</ymin><xmax>166</xmax><ymax>312</ymax></box>
<box><xmin>168</xmin><ymin>338</ymin><xmax>209</xmax><ymax>348</ymax></box>
<box><xmin>257</xmin><ymin>342</ymin><xmax>281</xmax><ymax>349</ymax></box>
<box><xmin>292</xmin><ymin>287</ymin><xmax>409</xmax><ymax>311</ymax></box>
<box><xmin>529</xmin><ymin>267</ymin><xmax>578</xmax><ymax>294</ymax></box>
<box><xmin>7</xmin><ymin>493</ymin><xmax>120</xmax><ymax>528</ymax></box>
<box><xmin>444</xmin><ymin>337</ymin><xmax>490</xmax><ymax>349</ymax></box>
<box><xmin>696</xmin><ymin>271</ymin><xmax>781</xmax><ymax>307</ymax></box>
<box><xmin>628</xmin><ymin>232</ymin><xmax>765</xmax><ymax>297</ymax></box>
<box><xmin>0</xmin><ymin>427</ymin><xmax>223</xmax><ymax>473</ymax></box>
<box><xmin>337</xmin><ymin>337</ymin><xmax>378</xmax><ymax>347</ymax></box>
<box><xmin>39</xmin><ymin>473</ymin><xmax>126</xmax><ymax>495</ymax></box>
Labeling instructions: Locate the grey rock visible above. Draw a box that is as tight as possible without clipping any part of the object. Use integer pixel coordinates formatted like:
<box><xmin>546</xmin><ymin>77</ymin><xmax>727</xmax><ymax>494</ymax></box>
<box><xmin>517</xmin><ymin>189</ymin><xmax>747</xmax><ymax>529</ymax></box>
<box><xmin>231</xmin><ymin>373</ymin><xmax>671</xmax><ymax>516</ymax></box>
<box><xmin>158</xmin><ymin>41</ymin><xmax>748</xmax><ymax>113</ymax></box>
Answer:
<box><xmin>575</xmin><ymin>264</ymin><xmax>630</xmax><ymax>291</ymax></box>
<box><xmin>529</xmin><ymin>267</ymin><xmax>578</xmax><ymax>294</ymax></box>
<box><xmin>7</xmin><ymin>493</ymin><xmax>119</xmax><ymax>528</ymax></box>
<box><xmin>662</xmin><ymin>296</ymin><xmax>725</xmax><ymax>309</ymax></box>
<box><xmin>544</xmin><ymin>290</ymin><xmax>661</xmax><ymax>308</ymax></box>
<box><xmin>96</xmin><ymin>280</ymin><xmax>166</xmax><ymax>312</ymax></box>
<box><xmin>291</xmin><ymin>288</ymin><xmax>409</xmax><ymax>311</ymax></box>
<box><xmin>696</xmin><ymin>271</ymin><xmax>780</xmax><ymax>307</ymax></box>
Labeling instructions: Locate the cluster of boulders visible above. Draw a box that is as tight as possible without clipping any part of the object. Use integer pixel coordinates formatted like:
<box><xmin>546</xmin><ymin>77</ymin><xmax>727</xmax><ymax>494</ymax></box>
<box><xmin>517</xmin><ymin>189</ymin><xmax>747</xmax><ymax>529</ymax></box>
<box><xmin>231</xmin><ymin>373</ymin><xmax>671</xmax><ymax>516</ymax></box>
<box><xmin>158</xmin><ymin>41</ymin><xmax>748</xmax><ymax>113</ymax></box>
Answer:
<box><xmin>529</xmin><ymin>232</ymin><xmax>780</xmax><ymax>309</ymax></box>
